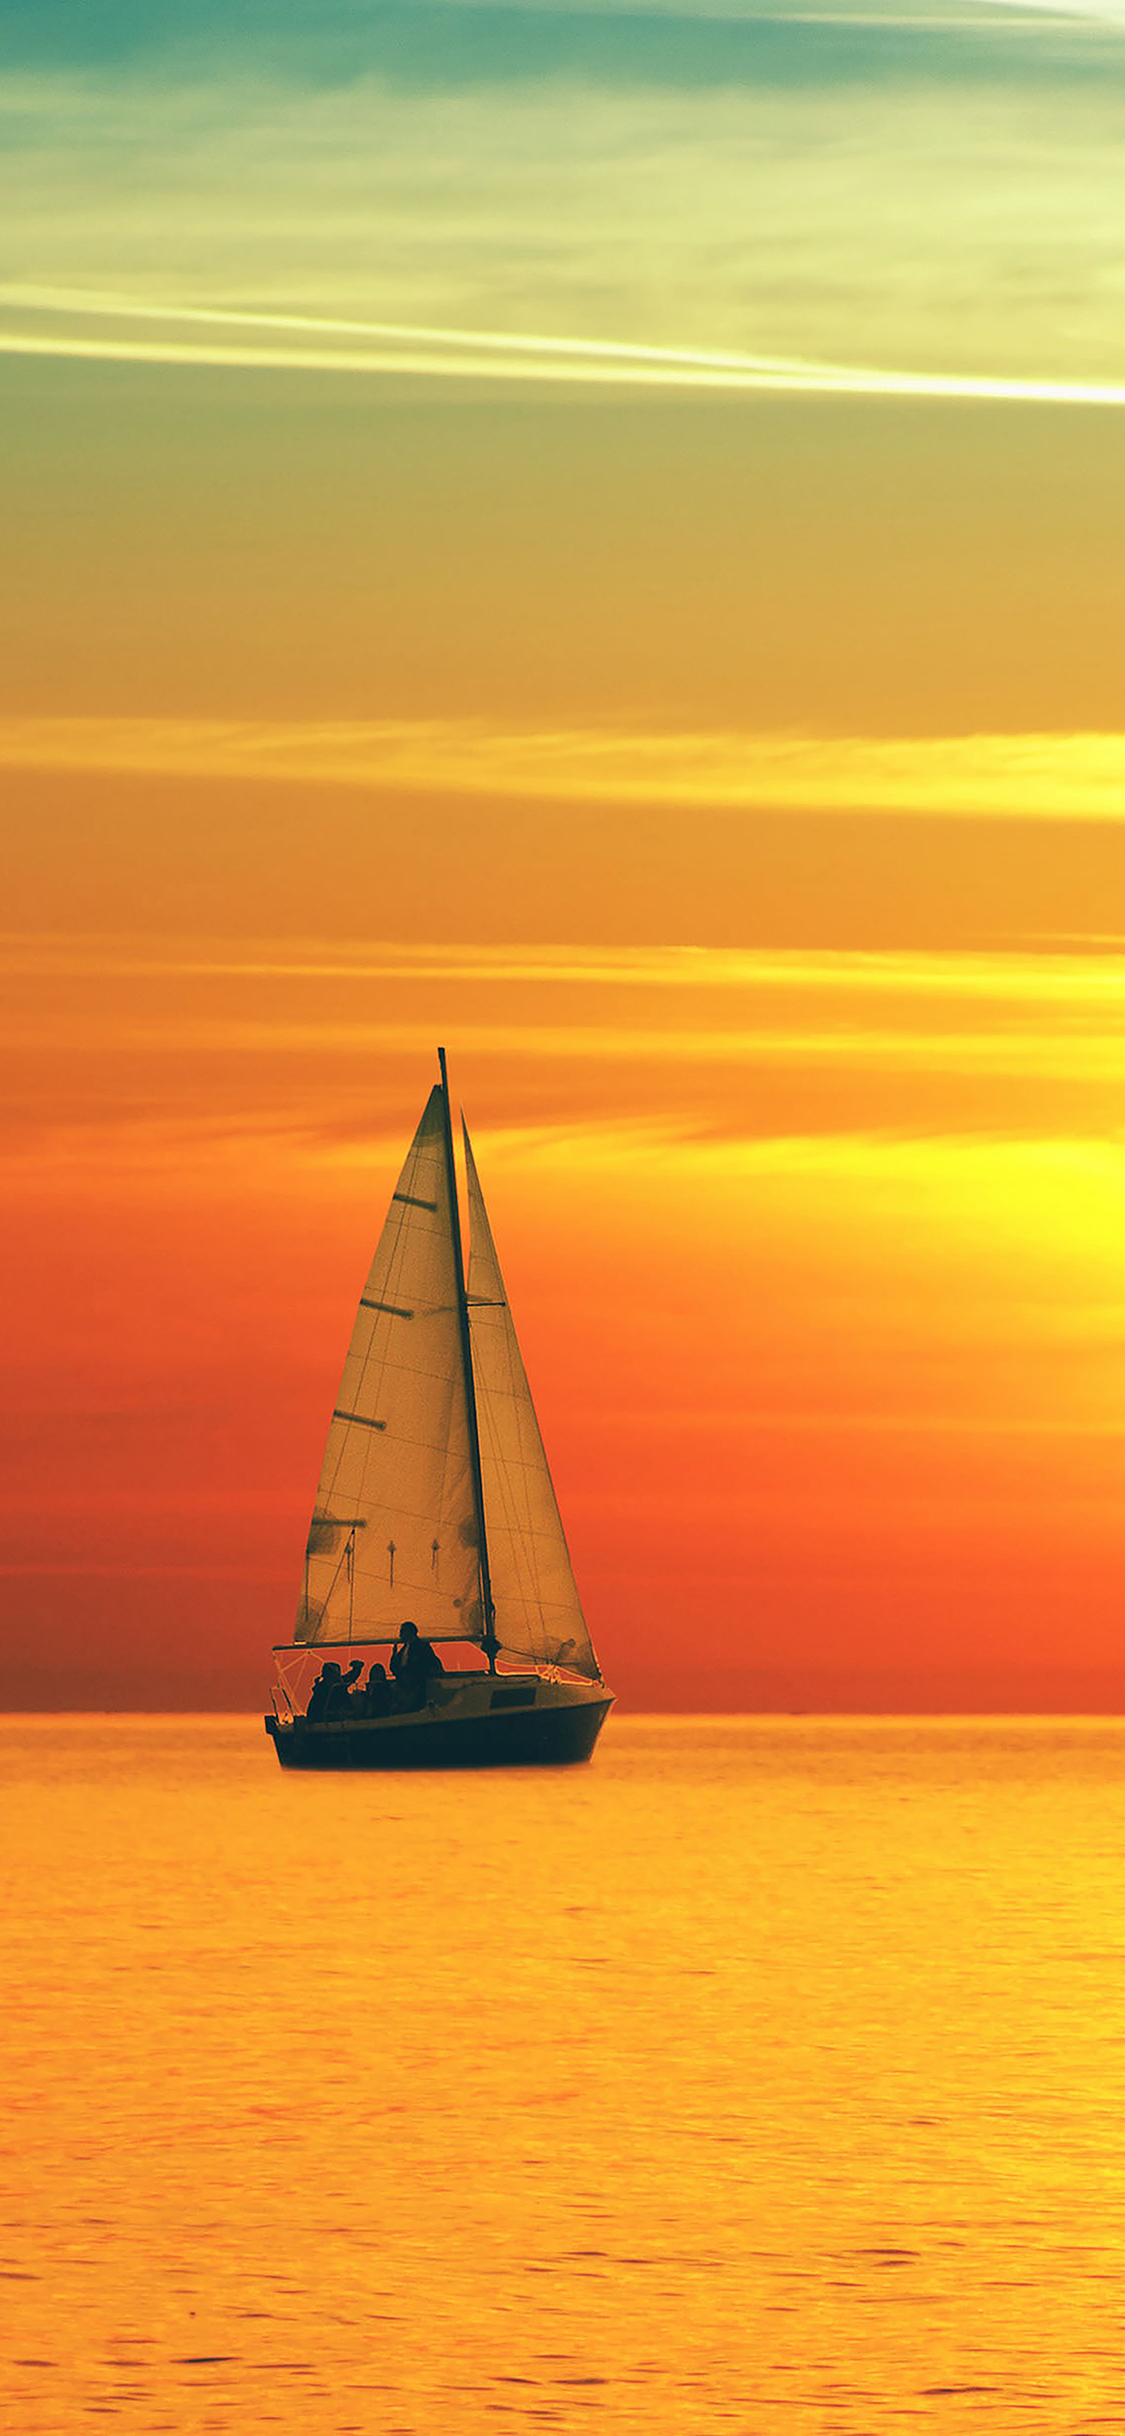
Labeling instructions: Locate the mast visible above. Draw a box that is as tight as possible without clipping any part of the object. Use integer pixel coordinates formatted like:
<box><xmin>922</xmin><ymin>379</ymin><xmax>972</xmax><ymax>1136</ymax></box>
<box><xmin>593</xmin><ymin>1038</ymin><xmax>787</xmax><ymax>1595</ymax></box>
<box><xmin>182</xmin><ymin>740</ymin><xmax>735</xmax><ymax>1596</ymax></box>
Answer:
<box><xmin>437</xmin><ymin>1046</ymin><xmax>498</xmax><ymax>1671</ymax></box>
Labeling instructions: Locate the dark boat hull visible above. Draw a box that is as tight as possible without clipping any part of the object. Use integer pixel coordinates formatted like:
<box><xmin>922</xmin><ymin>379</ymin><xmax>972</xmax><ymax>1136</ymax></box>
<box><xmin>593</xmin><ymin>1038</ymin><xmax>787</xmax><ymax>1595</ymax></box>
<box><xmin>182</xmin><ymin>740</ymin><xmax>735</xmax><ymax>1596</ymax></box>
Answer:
<box><xmin>265</xmin><ymin>1693</ymin><xmax>612</xmax><ymax>1771</ymax></box>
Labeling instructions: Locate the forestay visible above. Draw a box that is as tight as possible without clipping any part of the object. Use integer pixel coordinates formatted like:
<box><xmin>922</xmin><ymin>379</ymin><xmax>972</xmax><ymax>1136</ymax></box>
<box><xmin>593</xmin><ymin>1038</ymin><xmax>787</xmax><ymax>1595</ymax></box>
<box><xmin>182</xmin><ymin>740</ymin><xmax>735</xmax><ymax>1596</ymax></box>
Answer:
<box><xmin>296</xmin><ymin>1088</ymin><xmax>483</xmax><ymax>1646</ymax></box>
<box><xmin>464</xmin><ymin>1123</ymin><xmax>602</xmax><ymax>1683</ymax></box>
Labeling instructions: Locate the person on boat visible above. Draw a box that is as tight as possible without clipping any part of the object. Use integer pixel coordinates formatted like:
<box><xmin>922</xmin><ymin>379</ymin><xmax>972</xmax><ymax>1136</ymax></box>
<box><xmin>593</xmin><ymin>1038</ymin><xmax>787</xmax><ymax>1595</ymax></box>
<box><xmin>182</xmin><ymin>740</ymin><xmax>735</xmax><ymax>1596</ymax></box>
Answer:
<box><xmin>307</xmin><ymin>1658</ymin><xmax>362</xmax><ymax>1722</ymax></box>
<box><xmin>324</xmin><ymin>1658</ymin><xmax>363</xmax><ymax>1718</ymax></box>
<box><xmin>305</xmin><ymin>1661</ymin><xmax>340</xmax><ymax>1723</ymax></box>
<box><xmin>363</xmin><ymin>1662</ymin><xmax>391</xmax><ymax>1719</ymax></box>
<box><xmin>390</xmin><ymin>1620</ymin><xmax>444</xmax><ymax>1711</ymax></box>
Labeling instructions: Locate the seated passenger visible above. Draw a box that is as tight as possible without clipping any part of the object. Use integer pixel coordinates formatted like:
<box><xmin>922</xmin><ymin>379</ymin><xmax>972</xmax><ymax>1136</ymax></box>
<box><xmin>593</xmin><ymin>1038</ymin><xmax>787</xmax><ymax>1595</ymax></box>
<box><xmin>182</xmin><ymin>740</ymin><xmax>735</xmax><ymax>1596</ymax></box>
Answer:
<box><xmin>390</xmin><ymin>1621</ymin><xmax>445</xmax><ymax>1711</ymax></box>
<box><xmin>363</xmin><ymin>1662</ymin><xmax>391</xmax><ymax>1718</ymax></box>
<box><xmin>324</xmin><ymin>1657</ymin><xmax>363</xmax><ymax>1719</ymax></box>
<box><xmin>305</xmin><ymin>1661</ymin><xmax>339</xmax><ymax>1723</ymax></box>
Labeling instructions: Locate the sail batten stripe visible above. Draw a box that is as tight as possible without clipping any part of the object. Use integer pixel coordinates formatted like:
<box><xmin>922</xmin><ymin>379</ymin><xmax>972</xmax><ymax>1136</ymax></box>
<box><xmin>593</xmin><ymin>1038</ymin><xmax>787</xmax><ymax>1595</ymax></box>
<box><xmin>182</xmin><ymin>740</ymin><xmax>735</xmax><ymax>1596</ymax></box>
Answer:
<box><xmin>332</xmin><ymin>1408</ymin><xmax>387</xmax><ymax>1430</ymax></box>
<box><xmin>360</xmin><ymin>1297</ymin><xmax>414</xmax><ymax>1319</ymax></box>
<box><xmin>392</xmin><ymin>1191</ymin><xmax>437</xmax><ymax>1211</ymax></box>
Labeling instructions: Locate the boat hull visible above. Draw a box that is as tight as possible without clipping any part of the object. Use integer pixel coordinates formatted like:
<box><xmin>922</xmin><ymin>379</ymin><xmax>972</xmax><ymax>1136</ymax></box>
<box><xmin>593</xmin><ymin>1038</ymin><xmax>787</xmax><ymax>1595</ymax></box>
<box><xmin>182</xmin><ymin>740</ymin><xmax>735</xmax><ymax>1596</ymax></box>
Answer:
<box><xmin>265</xmin><ymin>1684</ymin><xmax>613</xmax><ymax>1771</ymax></box>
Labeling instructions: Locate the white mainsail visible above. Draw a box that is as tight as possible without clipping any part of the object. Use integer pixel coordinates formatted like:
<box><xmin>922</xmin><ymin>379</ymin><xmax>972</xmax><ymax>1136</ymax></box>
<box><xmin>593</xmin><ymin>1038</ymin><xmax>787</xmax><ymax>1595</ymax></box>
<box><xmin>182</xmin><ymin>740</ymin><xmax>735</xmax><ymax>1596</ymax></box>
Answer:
<box><xmin>296</xmin><ymin>1087</ymin><xmax>483</xmax><ymax>1647</ymax></box>
<box><xmin>464</xmin><ymin>1123</ymin><xmax>601</xmax><ymax>1683</ymax></box>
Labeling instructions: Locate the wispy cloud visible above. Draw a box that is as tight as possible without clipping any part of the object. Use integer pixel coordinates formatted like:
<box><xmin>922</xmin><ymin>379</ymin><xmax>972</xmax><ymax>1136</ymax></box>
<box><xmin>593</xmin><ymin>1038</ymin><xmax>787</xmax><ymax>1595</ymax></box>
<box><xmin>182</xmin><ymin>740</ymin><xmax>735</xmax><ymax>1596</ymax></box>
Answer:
<box><xmin>7</xmin><ymin>935</ymin><xmax>1125</xmax><ymax>1087</ymax></box>
<box><xmin>4</xmin><ymin>288</ymin><xmax>1125</xmax><ymax>403</ymax></box>
<box><xmin>958</xmin><ymin>0</ymin><xmax>1125</xmax><ymax>20</ymax></box>
<box><xmin>5</xmin><ymin>287</ymin><xmax>1125</xmax><ymax>407</ymax></box>
<box><xmin>6</xmin><ymin>935</ymin><xmax>1125</xmax><ymax>1006</ymax></box>
<box><xmin>5</xmin><ymin>48</ymin><xmax>1125</xmax><ymax>388</ymax></box>
<box><xmin>313</xmin><ymin>0</ymin><xmax>1125</xmax><ymax>21</ymax></box>
<box><xmin>76</xmin><ymin>1017</ymin><xmax>1125</xmax><ymax>1082</ymax></box>
<box><xmin>7</xmin><ymin>713</ymin><xmax>1125</xmax><ymax>818</ymax></box>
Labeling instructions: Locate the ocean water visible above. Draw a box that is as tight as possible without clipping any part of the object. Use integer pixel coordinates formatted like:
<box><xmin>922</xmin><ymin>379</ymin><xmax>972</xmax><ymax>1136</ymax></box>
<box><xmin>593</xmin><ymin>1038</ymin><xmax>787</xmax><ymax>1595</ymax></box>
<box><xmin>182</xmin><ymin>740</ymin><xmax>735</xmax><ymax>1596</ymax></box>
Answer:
<box><xmin>5</xmin><ymin>1717</ymin><xmax>1125</xmax><ymax>2434</ymax></box>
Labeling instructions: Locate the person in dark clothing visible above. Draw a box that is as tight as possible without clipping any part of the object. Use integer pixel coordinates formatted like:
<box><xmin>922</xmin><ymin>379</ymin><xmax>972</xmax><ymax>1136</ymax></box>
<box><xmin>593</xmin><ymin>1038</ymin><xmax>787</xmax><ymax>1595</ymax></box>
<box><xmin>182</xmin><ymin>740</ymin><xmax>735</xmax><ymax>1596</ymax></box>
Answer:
<box><xmin>305</xmin><ymin>1661</ymin><xmax>340</xmax><ymax>1723</ymax></box>
<box><xmin>390</xmin><ymin>1621</ymin><xmax>444</xmax><ymax>1711</ymax></box>
<box><xmin>324</xmin><ymin>1658</ymin><xmax>363</xmax><ymax>1718</ymax></box>
<box><xmin>307</xmin><ymin>1657</ymin><xmax>362</xmax><ymax>1722</ymax></box>
<box><xmin>363</xmin><ymin>1662</ymin><xmax>391</xmax><ymax>1719</ymax></box>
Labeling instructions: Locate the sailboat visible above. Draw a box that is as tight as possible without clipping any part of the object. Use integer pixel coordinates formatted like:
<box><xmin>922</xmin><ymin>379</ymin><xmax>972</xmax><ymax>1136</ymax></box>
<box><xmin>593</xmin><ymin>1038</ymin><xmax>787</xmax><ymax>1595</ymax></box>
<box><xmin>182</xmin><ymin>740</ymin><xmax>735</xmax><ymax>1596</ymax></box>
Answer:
<box><xmin>265</xmin><ymin>1050</ymin><xmax>614</xmax><ymax>1767</ymax></box>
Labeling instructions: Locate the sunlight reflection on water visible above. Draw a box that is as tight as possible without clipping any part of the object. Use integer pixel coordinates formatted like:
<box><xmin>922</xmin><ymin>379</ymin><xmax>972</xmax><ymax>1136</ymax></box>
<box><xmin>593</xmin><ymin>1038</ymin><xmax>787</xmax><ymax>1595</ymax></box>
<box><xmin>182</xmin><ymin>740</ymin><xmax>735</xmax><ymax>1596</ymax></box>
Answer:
<box><xmin>5</xmin><ymin>1715</ymin><xmax>1125</xmax><ymax>2432</ymax></box>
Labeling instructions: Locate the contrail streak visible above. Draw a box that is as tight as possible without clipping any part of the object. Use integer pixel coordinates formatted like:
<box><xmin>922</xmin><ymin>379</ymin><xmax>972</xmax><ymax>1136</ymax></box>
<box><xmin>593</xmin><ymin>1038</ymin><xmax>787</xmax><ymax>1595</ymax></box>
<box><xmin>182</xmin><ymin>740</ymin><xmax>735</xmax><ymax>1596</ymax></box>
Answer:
<box><xmin>2</xmin><ymin>287</ymin><xmax>1124</xmax><ymax>405</ymax></box>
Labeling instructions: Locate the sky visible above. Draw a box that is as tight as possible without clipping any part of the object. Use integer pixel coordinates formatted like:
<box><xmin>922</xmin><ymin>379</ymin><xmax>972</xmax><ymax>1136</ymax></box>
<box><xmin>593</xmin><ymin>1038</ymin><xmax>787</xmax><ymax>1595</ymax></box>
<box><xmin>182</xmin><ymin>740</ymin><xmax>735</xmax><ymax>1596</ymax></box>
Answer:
<box><xmin>4</xmin><ymin>0</ymin><xmax>1125</xmax><ymax>1711</ymax></box>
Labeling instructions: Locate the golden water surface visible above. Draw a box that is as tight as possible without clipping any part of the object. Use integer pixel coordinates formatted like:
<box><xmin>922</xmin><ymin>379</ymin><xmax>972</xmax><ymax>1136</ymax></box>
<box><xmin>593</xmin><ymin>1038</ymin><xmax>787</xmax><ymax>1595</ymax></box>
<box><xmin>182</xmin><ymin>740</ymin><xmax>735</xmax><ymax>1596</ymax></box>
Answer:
<box><xmin>5</xmin><ymin>1716</ymin><xmax>1125</xmax><ymax>2433</ymax></box>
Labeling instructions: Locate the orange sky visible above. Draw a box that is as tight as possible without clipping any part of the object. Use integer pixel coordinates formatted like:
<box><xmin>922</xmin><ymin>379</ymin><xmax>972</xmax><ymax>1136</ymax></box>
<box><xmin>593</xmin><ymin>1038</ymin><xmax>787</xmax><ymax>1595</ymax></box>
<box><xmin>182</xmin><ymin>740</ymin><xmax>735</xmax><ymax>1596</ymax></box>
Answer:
<box><xmin>5</xmin><ymin>917</ymin><xmax>1125</xmax><ymax>1710</ymax></box>
<box><xmin>5</xmin><ymin>1</ymin><xmax>1125</xmax><ymax>1710</ymax></box>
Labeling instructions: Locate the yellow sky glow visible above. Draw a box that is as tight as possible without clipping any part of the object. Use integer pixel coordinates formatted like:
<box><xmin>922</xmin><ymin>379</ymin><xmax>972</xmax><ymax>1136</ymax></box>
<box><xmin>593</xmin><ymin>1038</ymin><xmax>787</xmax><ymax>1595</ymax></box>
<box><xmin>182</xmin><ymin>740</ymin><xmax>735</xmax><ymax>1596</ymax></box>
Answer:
<box><xmin>6</xmin><ymin>718</ymin><xmax>1125</xmax><ymax>819</ymax></box>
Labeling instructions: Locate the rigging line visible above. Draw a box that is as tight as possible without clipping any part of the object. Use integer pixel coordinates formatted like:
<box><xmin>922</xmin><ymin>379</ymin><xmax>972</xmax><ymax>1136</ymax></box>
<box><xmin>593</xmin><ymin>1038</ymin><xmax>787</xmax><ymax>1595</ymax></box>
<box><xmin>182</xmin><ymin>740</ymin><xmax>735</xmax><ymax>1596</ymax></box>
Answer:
<box><xmin>315</xmin><ymin>1519</ymin><xmax>360</xmax><ymax>1634</ymax></box>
